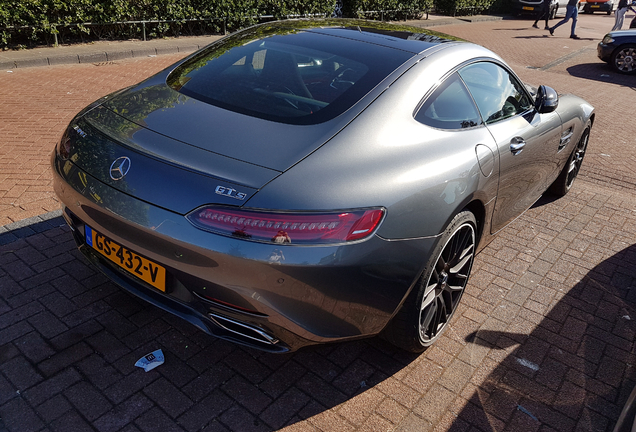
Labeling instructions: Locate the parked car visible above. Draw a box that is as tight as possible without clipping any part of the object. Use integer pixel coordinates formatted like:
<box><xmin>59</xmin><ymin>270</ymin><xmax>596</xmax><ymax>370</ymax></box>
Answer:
<box><xmin>52</xmin><ymin>19</ymin><xmax>595</xmax><ymax>353</ymax></box>
<box><xmin>598</xmin><ymin>29</ymin><xmax>636</xmax><ymax>73</ymax></box>
<box><xmin>582</xmin><ymin>0</ymin><xmax>616</xmax><ymax>14</ymax></box>
<box><xmin>511</xmin><ymin>0</ymin><xmax>560</xmax><ymax>18</ymax></box>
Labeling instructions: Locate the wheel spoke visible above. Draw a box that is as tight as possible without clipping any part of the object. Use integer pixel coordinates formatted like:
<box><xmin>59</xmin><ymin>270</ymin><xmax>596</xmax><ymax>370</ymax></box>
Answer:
<box><xmin>440</xmin><ymin>237</ymin><xmax>457</xmax><ymax>268</ymax></box>
<box><xmin>450</xmin><ymin>230</ymin><xmax>468</xmax><ymax>263</ymax></box>
<box><xmin>566</xmin><ymin>129</ymin><xmax>590</xmax><ymax>187</ymax></box>
<box><xmin>430</xmin><ymin>297</ymin><xmax>445</xmax><ymax>337</ymax></box>
<box><xmin>450</xmin><ymin>248</ymin><xmax>474</xmax><ymax>274</ymax></box>
<box><xmin>444</xmin><ymin>228</ymin><xmax>467</xmax><ymax>270</ymax></box>
<box><xmin>567</xmin><ymin>161</ymin><xmax>579</xmax><ymax>186</ymax></box>
<box><xmin>425</xmin><ymin>268</ymin><xmax>440</xmax><ymax>296</ymax></box>
<box><xmin>446</xmin><ymin>283</ymin><xmax>465</xmax><ymax>292</ymax></box>
<box><xmin>420</xmin><ymin>292</ymin><xmax>437</xmax><ymax>338</ymax></box>
<box><xmin>435</xmin><ymin>257</ymin><xmax>446</xmax><ymax>274</ymax></box>
<box><xmin>441</xmin><ymin>290</ymin><xmax>454</xmax><ymax>318</ymax></box>
<box><xmin>424</xmin><ymin>281</ymin><xmax>437</xmax><ymax>296</ymax></box>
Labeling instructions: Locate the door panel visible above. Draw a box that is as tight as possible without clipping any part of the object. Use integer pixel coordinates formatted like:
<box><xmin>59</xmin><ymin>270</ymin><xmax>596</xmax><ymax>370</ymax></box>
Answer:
<box><xmin>487</xmin><ymin>111</ymin><xmax>562</xmax><ymax>232</ymax></box>
<box><xmin>457</xmin><ymin>61</ymin><xmax>563</xmax><ymax>233</ymax></box>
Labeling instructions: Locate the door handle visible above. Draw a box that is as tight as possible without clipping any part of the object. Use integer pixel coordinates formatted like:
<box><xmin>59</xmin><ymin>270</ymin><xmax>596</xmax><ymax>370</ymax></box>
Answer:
<box><xmin>510</xmin><ymin>137</ymin><xmax>526</xmax><ymax>155</ymax></box>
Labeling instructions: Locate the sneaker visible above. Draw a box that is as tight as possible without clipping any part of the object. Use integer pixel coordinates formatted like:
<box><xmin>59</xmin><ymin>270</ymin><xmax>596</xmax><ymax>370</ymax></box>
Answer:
<box><xmin>544</xmin><ymin>26</ymin><xmax>550</xmax><ymax>29</ymax></box>
<box><xmin>532</xmin><ymin>23</ymin><xmax>539</xmax><ymax>28</ymax></box>
<box><xmin>549</xmin><ymin>27</ymin><xmax>554</xmax><ymax>35</ymax></box>
<box><xmin>570</xmin><ymin>34</ymin><xmax>580</xmax><ymax>39</ymax></box>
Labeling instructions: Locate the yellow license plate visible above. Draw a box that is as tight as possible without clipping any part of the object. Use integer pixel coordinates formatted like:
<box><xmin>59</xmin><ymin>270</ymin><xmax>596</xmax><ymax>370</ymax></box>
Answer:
<box><xmin>522</xmin><ymin>6</ymin><xmax>534</xmax><ymax>10</ymax></box>
<box><xmin>591</xmin><ymin>5</ymin><xmax>600</xmax><ymax>7</ymax></box>
<box><xmin>85</xmin><ymin>225</ymin><xmax>166</xmax><ymax>291</ymax></box>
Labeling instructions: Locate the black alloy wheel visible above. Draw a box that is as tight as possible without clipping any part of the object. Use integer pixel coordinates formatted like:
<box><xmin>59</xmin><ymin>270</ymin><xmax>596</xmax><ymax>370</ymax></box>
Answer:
<box><xmin>418</xmin><ymin>217</ymin><xmax>475</xmax><ymax>344</ymax></box>
<box><xmin>383</xmin><ymin>211</ymin><xmax>476</xmax><ymax>352</ymax></box>
<box><xmin>549</xmin><ymin>123</ymin><xmax>591</xmax><ymax>196</ymax></box>
<box><xmin>612</xmin><ymin>44</ymin><xmax>636</xmax><ymax>74</ymax></box>
<box><xmin>565</xmin><ymin>127</ymin><xmax>589</xmax><ymax>190</ymax></box>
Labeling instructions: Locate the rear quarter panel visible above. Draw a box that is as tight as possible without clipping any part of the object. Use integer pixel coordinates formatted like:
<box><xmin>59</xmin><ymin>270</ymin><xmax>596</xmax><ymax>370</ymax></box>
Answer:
<box><xmin>246</xmin><ymin>44</ymin><xmax>502</xmax><ymax>240</ymax></box>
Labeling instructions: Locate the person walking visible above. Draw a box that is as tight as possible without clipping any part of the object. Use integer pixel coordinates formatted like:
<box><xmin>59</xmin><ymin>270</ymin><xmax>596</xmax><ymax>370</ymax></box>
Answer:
<box><xmin>533</xmin><ymin>0</ymin><xmax>552</xmax><ymax>29</ymax></box>
<box><xmin>612</xmin><ymin>0</ymin><xmax>635</xmax><ymax>31</ymax></box>
<box><xmin>548</xmin><ymin>0</ymin><xmax>580</xmax><ymax>39</ymax></box>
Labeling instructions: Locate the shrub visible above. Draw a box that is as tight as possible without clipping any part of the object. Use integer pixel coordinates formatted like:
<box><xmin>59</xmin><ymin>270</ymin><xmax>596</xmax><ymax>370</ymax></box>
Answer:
<box><xmin>0</xmin><ymin>0</ymin><xmax>498</xmax><ymax>48</ymax></box>
<box><xmin>343</xmin><ymin>0</ymin><xmax>434</xmax><ymax>21</ymax></box>
<box><xmin>434</xmin><ymin>0</ymin><xmax>495</xmax><ymax>15</ymax></box>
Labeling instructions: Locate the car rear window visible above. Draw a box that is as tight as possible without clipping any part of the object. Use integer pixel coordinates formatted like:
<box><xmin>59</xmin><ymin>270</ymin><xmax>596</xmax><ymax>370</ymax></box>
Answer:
<box><xmin>167</xmin><ymin>28</ymin><xmax>413</xmax><ymax>125</ymax></box>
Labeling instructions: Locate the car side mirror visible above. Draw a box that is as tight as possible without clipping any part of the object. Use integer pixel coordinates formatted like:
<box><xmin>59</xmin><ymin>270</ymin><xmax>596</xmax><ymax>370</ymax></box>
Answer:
<box><xmin>534</xmin><ymin>85</ymin><xmax>559</xmax><ymax>113</ymax></box>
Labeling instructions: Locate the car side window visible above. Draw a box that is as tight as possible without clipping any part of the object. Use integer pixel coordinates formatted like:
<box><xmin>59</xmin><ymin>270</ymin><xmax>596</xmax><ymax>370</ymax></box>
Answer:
<box><xmin>458</xmin><ymin>62</ymin><xmax>532</xmax><ymax>125</ymax></box>
<box><xmin>414</xmin><ymin>72</ymin><xmax>483</xmax><ymax>130</ymax></box>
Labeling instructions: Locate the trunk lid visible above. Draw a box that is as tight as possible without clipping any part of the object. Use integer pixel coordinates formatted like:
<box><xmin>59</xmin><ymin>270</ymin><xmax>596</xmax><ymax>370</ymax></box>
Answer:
<box><xmin>102</xmin><ymin>78</ymin><xmax>347</xmax><ymax>173</ymax></box>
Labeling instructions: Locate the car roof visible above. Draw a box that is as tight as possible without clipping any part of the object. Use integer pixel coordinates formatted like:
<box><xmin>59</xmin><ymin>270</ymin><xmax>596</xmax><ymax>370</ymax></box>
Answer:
<box><xmin>242</xmin><ymin>19</ymin><xmax>464</xmax><ymax>55</ymax></box>
<box><xmin>299</xmin><ymin>19</ymin><xmax>463</xmax><ymax>54</ymax></box>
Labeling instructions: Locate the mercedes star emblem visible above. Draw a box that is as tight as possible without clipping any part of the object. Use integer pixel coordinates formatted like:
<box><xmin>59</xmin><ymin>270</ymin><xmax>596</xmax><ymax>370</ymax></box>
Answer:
<box><xmin>109</xmin><ymin>156</ymin><xmax>131</xmax><ymax>181</ymax></box>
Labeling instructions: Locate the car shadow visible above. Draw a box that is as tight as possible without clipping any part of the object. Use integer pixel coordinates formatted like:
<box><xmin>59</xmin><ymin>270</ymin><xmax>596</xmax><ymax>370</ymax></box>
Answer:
<box><xmin>510</xmin><ymin>34</ymin><xmax>597</xmax><ymax>40</ymax></box>
<box><xmin>453</xmin><ymin>244</ymin><xmax>636</xmax><ymax>431</ymax></box>
<box><xmin>530</xmin><ymin>193</ymin><xmax>561</xmax><ymax>208</ymax></box>
<box><xmin>558</xmin><ymin>35</ymin><xmax>597</xmax><ymax>40</ymax></box>
<box><xmin>494</xmin><ymin>27</ymin><xmax>544</xmax><ymax>31</ymax></box>
<box><xmin>567</xmin><ymin>62</ymin><xmax>636</xmax><ymax>88</ymax></box>
<box><xmin>513</xmin><ymin>34</ymin><xmax>554</xmax><ymax>39</ymax></box>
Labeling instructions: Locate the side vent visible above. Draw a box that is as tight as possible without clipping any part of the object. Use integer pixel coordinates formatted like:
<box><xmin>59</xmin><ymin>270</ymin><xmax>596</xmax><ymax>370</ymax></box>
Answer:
<box><xmin>559</xmin><ymin>127</ymin><xmax>574</xmax><ymax>152</ymax></box>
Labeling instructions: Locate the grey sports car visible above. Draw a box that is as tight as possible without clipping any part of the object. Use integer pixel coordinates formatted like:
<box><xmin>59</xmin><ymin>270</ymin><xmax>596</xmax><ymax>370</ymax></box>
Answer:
<box><xmin>52</xmin><ymin>19</ymin><xmax>594</xmax><ymax>353</ymax></box>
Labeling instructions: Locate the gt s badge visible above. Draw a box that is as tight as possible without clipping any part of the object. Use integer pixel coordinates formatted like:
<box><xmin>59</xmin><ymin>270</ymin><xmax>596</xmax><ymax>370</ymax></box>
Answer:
<box><xmin>215</xmin><ymin>186</ymin><xmax>247</xmax><ymax>200</ymax></box>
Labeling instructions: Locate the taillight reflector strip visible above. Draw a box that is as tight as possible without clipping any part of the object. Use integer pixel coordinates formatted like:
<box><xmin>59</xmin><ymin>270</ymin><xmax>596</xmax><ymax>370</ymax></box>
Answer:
<box><xmin>187</xmin><ymin>207</ymin><xmax>384</xmax><ymax>245</ymax></box>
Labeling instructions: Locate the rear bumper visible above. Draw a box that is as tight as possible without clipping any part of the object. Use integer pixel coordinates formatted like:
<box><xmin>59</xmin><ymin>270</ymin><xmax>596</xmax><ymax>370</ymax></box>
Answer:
<box><xmin>512</xmin><ymin>3</ymin><xmax>542</xmax><ymax>14</ymax></box>
<box><xmin>52</xmin><ymin>152</ymin><xmax>437</xmax><ymax>352</ymax></box>
<box><xmin>583</xmin><ymin>2</ymin><xmax>612</xmax><ymax>12</ymax></box>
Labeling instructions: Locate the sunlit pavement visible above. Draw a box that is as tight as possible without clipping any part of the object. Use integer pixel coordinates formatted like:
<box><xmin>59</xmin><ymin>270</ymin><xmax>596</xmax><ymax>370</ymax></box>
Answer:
<box><xmin>1</xmin><ymin>12</ymin><xmax>636</xmax><ymax>432</ymax></box>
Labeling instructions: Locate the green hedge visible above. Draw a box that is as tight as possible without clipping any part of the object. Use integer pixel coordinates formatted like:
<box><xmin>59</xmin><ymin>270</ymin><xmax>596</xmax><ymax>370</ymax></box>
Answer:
<box><xmin>0</xmin><ymin>0</ymin><xmax>335</xmax><ymax>47</ymax></box>
<box><xmin>343</xmin><ymin>0</ymin><xmax>434</xmax><ymax>20</ymax></box>
<box><xmin>0</xmin><ymin>0</ymin><xmax>498</xmax><ymax>48</ymax></box>
<box><xmin>434</xmin><ymin>0</ymin><xmax>497</xmax><ymax>15</ymax></box>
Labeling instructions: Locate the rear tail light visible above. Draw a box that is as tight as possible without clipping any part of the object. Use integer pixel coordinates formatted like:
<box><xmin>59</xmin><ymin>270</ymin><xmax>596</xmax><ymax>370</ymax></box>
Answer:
<box><xmin>57</xmin><ymin>129</ymin><xmax>72</xmax><ymax>160</ymax></box>
<box><xmin>186</xmin><ymin>207</ymin><xmax>385</xmax><ymax>245</ymax></box>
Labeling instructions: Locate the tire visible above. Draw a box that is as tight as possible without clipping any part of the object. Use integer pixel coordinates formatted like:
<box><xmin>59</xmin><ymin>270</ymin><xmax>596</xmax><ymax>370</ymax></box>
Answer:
<box><xmin>382</xmin><ymin>211</ymin><xmax>477</xmax><ymax>353</ymax></box>
<box><xmin>611</xmin><ymin>44</ymin><xmax>636</xmax><ymax>74</ymax></box>
<box><xmin>548</xmin><ymin>123</ymin><xmax>590</xmax><ymax>197</ymax></box>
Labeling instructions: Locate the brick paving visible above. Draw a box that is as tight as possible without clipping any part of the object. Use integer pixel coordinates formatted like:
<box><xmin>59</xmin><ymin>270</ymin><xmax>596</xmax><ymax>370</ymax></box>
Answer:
<box><xmin>0</xmin><ymin>53</ymin><xmax>192</xmax><ymax>226</ymax></box>
<box><xmin>1</xmin><ymin>12</ymin><xmax>636</xmax><ymax>432</ymax></box>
